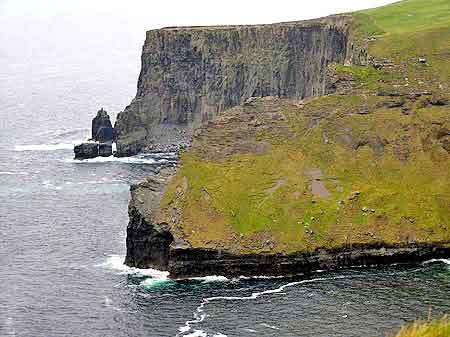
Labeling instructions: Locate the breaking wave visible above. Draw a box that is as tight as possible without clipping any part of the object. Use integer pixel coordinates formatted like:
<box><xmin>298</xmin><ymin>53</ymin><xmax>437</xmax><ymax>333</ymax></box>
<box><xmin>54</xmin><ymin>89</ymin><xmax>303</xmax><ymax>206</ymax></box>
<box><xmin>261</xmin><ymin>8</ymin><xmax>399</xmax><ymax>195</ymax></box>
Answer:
<box><xmin>423</xmin><ymin>258</ymin><xmax>450</xmax><ymax>265</ymax></box>
<box><xmin>67</xmin><ymin>152</ymin><xmax>177</xmax><ymax>165</ymax></box>
<box><xmin>96</xmin><ymin>255</ymin><xmax>170</xmax><ymax>279</ymax></box>
<box><xmin>189</xmin><ymin>276</ymin><xmax>229</xmax><ymax>283</ymax></box>
<box><xmin>14</xmin><ymin>141</ymin><xmax>82</xmax><ymax>152</ymax></box>
<box><xmin>0</xmin><ymin>171</ymin><xmax>28</xmax><ymax>175</ymax></box>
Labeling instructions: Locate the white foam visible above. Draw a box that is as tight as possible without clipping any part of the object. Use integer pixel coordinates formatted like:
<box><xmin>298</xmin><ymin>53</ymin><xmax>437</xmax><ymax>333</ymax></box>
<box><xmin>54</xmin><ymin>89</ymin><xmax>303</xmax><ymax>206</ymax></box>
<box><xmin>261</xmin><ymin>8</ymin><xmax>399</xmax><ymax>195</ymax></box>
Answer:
<box><xmin>76</xmin><ymin>178</ymin><xmax>124</xmax><ymax>185</ymax></box>
<box><xmin>140</xmin><ymin>278</ymin><xmax>173</xmax><ymax>287</ymax></box>
<box><xmin>67</xmin><ymin>155</ymin><xmax>157</xmax><ymax>165</ymax></box>
<box><xmin>96</xmin><ymin>255</ymin><xmax>170</xmax><ymax>279</ymax></box>
<box><xmin>242</xmin><ymin>328</ymin><xmax>257</xmax><ymax>333</ymax></box>
<box><xmin>423</xmin><ymin>258</ymin><xmax>450</xmax><ymax>265</ymax></box>
<box><xmin>189</xmin><ymin>275</ymin><xmax>229</xmax><ymax>283</ymax></box>
<box><xmin>14</xmin><ymin>141</ymin><xmax>84</xmax><ymax>152</ymax></box>
<box><xmin>67</xmin><ymin>152</ymin><xmax>178</xmax><ymax>165</ymax></box>
<box><xmin>236</xmin><ymin>275</ymin><xmax>285</xmax><ymax>280</ymax></box>
<box><xmin>260</xmin><ymin>323</ymin><xmax>280</xmax><ymax>330</ymax></box>
<box><xmin>42</xmin><ymin>180</ymin><xmax>63</xmax><ymax>190</ymax></box>
<box><xmin>183</xmin><ymin>330</ymin><xmax>207</xmax><ymax>337</ymax></box>
<box><xmin>0</xmin><ymin>171</ymin><xmax>28</xmax><ymax>175</ymax></box>
<box><xmin>177</xmin><ymin>275</ymin><xmax>347</xmax><ymax>337</ymax></box>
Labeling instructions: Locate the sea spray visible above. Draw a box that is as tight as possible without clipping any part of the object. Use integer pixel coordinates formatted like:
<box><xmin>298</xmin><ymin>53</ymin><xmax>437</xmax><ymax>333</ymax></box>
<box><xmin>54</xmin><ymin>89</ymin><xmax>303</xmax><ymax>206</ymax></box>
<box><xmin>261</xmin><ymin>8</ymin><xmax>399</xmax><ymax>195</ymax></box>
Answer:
<box><xmin>97</xmin><ymin>255</ymin><xmax>170</xmax><ymax>279</ymax></box>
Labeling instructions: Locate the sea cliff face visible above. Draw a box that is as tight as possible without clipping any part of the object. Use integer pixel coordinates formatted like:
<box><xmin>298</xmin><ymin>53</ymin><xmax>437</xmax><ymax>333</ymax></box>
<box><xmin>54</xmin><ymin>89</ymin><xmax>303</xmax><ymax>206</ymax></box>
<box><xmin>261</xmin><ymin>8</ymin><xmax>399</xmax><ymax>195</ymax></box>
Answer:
<box><xmin>114</xmin><ymin>15</ymin><xmax>366</xmax><ymax>156</ymax></box>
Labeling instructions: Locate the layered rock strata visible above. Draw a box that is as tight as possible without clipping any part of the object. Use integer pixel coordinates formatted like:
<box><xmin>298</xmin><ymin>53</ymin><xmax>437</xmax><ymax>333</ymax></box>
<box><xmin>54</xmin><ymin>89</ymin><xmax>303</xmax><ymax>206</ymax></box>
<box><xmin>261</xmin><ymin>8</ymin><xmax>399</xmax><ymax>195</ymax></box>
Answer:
<box><xmin>114</xmin><ymin>15</ymin><xmax>365</xmax><ymax>156</ymax></box>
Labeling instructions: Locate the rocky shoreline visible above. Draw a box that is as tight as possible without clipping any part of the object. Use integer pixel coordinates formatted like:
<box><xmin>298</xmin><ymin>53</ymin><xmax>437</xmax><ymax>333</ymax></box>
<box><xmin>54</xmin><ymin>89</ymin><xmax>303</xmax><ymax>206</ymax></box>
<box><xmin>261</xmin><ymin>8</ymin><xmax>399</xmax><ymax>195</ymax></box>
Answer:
<box><xmin>165</xmin><ymin>243</ymin><xmax>450</xmax><ymax>279</ymax></box>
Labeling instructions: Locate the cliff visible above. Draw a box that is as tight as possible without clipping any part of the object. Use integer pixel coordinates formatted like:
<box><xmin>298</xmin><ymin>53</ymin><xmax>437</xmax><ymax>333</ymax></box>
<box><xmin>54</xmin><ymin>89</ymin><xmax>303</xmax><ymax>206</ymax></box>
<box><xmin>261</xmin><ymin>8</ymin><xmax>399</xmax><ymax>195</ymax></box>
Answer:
<box><xmin>124</xmin><ymin>0</ymin><xmax>450</xmax><ymax>277</ymax></box>
<box><xmin>114</xmin><ymin>15</ymin><xmax>366</xmax><ymax>156</ymax></box>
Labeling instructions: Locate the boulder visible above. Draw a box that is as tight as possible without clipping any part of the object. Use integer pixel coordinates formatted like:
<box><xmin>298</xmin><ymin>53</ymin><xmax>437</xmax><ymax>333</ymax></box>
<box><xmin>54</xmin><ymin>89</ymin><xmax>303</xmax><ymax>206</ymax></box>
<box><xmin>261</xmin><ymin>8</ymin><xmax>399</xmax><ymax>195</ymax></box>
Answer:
<box><xmin>92</xmin><ymin>108</ymin><xmax>114</xmax><ymax>142</ymax></box>
<box><xmin>430</xmin><ymin>97</ymin><xmax>449</xmax><ymax>106</ymax></box>
<box><xmin>98</xmin><ymin>143</ymin><xmax>113</xmax><ymax>157</ymax></box>
<box><xmin>418</xmin><ymin>57</ymin><xmax>427</xmax><ymax>64</ymax></box>
<box><xmin>382</xmin><ymin>100</ymin><xmax>405</xmax><ymax>108</ymax></box>
<box><xmin>74</xmin><ymin>143</ymin><xmax>98</xmax><ymax>160</ymax></box>
<box><xmin>441</xmin><ymin>138</ymin><xmax>450</xmax><ymax>154</ymax></box>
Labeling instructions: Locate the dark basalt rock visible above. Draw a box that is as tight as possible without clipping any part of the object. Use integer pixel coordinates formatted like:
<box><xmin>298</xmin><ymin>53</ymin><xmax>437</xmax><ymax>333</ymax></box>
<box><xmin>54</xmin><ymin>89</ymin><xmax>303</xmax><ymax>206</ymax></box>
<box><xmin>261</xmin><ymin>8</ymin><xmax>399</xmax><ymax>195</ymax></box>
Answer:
<box><xmin>430</xmin><ymin>97</ymin><xmax>449</xmax><ymax>106</ymax></box>
<box><xmin>74</xmin><ymin>143</ymin><xmax>98</xmax><ymax>160</ymax></box>
<box><xmin>125</xmin><ymin>203</ymin><xmax>174</xmax><ymax>269</ymax></box>
<box><xmin>125</xmin><ymin>169</ymin><xmax>177</xmax><ymax>268</ymax></box>
<box><xmin>377</xmin><ymin>89</ymin><xmax>402</xmax><ymax>97</ymax></box>
<box><xmin>382</xmin><ymin>100</ymin><xmax>406</xmax><ymax>108</ymax></box>
<box><xmin>166</xmin><ymin>244</ymin><xmax>450</xmax><ymax>278</ymax></box>
<box><xmin>92</xmin><ymin>108</ymin><xmax>114</xmax><ymax>142</ymax></box>
<box><xmin>98</xmin><ymin>143</ymin><xmax>113</xmax><ymax>157</ymax></box>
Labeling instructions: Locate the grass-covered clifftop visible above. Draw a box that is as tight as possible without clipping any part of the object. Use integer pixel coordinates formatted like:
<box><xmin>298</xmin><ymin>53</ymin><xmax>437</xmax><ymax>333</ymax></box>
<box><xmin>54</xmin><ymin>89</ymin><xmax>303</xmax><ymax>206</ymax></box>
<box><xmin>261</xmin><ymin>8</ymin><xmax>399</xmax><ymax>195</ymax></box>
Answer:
<box><xmin>394</xmin><ymin>316</ymin><xmax>450</xmax><ymax>337</ymax></box>
<box><xmin>156</xmin><ymin>0</ymin><xmax>450</xmax><ymax>255</ymax></box>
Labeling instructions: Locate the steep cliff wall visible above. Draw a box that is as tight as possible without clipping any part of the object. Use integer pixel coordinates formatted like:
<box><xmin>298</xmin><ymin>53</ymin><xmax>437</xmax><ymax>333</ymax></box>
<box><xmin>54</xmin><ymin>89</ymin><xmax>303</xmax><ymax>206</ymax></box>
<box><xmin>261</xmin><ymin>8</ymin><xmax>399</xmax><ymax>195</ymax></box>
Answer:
<box><xmin>114</xmin><ymin>15</ymin><xmax>361</xmax><ymax>156</ymax></box>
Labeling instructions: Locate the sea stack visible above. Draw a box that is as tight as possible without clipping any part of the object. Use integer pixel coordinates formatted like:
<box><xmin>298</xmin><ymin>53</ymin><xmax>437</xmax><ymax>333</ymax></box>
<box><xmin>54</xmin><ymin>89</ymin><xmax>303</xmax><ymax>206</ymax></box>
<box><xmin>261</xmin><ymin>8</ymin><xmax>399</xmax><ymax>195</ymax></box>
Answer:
<box><xmin>74</xmin><ymin>108</ymin><xmax>114</xmax><ymax>160</ymax></box>
<box><xmin>92</xmin><ymin>108</ymin><xmax>114</xmax><ymax>143</ymax></box>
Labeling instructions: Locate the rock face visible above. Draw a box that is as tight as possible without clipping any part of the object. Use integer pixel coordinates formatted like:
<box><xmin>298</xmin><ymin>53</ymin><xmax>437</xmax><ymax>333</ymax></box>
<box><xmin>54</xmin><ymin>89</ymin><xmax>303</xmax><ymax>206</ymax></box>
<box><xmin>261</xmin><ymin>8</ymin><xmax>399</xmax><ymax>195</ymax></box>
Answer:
<box><xmin>125</xmin><ymin>168</ymin><xmax>176</xmax><ymax>268</ymax></box>
<box><xmin>114</xmin><ymin>15</ymin><xmax>365</xmax><ymax>156</ymax></box>
<box><xmin>92</xmin><ymin>108</ymin><xmax>114</xmax><ymax>142</ymax></box>
<box><xmin>98</xmin><ymin>143</ymin><xmax>113</xmax><ymax>157</ymax></box>
<box><xmin>74</xmin><ymin>142</ymin><xmax>113</xmax><ymax>159</ymax></box>
<box><xmin>74</xmin><ymin>143</ymin><xmax>99</xmax><ymax>160</ymax></box>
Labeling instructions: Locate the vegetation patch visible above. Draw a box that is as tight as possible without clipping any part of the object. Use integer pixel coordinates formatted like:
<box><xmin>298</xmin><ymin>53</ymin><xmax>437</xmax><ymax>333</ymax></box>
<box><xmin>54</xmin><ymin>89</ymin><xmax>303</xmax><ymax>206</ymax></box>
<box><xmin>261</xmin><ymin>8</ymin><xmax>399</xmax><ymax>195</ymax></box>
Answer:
<box><xmin>394</xmin><ymin>316</ymin><xmax>450</xmax><ymax>337</ymax></box>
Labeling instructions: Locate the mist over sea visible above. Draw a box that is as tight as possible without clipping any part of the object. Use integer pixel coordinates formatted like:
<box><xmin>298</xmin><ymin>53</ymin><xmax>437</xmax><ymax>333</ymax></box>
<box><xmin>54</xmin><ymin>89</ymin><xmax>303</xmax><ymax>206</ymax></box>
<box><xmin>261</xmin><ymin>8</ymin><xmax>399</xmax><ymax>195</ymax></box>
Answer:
<box><xmin>1</xmin><ymin>1</ymin><xmax>449</xmax><ymax>336</ymax></box>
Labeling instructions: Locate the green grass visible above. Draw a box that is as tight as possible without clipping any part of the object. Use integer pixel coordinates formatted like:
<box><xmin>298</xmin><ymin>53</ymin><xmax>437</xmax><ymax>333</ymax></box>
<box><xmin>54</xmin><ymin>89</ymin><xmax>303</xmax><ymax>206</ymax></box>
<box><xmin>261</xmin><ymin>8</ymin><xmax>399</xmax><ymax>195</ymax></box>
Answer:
<box><xmin>161</xmin><ymin>95</ymin><xmax>450</xmax><ymax>253</ymax></box>
<box><xmin>394</xmin><ymin>316</ymin><xmax>450</xmax><ymax>337</ymax></box>
<box><xmin>353</xmin><ymin>0</ymin><xmax>450</xmax><ymax>82</ymax></box>
<box><xmin>362</xmin><ymin>0</ymin><xmax>450</xmax><ymax>34</ymax></box>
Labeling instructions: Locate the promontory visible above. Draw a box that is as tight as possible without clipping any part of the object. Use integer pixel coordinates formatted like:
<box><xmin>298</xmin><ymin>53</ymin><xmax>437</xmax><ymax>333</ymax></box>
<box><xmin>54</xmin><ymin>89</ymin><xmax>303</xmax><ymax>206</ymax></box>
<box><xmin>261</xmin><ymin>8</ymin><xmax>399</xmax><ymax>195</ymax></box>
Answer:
<box><xmin>116</xmin><ymin>0</ymin><xmax>450</xmax><ymax>278</ymax></box>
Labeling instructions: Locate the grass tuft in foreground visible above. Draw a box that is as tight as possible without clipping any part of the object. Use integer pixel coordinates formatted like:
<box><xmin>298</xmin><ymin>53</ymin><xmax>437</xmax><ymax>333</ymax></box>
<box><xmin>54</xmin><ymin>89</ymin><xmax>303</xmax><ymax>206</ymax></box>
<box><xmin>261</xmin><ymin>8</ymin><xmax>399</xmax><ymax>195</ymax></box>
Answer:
<box><xmin>394</xmin><ymin>316</ymin><xmax>450</xmax><ymax>337</ymax></box>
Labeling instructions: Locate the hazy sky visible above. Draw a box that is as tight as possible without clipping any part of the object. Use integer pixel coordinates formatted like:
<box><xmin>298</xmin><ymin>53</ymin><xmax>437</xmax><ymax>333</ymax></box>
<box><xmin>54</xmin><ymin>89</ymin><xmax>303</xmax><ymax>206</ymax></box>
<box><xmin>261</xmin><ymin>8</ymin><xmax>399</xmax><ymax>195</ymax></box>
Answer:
<box><xmin>2</xmin><ymin>0</ymin><xmax>398</xmax><ymax>28</ymax></box>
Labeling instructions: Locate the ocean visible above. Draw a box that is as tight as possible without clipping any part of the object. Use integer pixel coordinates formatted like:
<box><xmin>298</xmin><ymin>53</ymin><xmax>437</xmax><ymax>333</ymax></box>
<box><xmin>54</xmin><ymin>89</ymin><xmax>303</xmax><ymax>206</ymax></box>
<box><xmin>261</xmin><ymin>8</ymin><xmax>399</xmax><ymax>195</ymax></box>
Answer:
<box><xmin>1</xmin><ymin>2</ymin><xmax>450</xmax><ymax>337</ymax></box>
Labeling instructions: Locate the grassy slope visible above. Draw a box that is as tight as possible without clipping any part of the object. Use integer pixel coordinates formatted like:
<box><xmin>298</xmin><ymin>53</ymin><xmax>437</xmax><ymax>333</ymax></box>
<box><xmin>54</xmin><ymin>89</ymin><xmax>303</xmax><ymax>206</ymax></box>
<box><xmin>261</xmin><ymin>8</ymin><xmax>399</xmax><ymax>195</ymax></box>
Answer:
<box><xmin>394</xmin><ymin>316</ymin><xmax>450</xmax><ymax>337</ymax></box>
<box><xmin>355</xmin><ymin>0</ymin><xmax>450</xmax><ymax>82</ymax></box>
<box><xmin>160</xmin><ymin>0</ymin><xmax>450</xmax><ymax>254</ymax></box>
